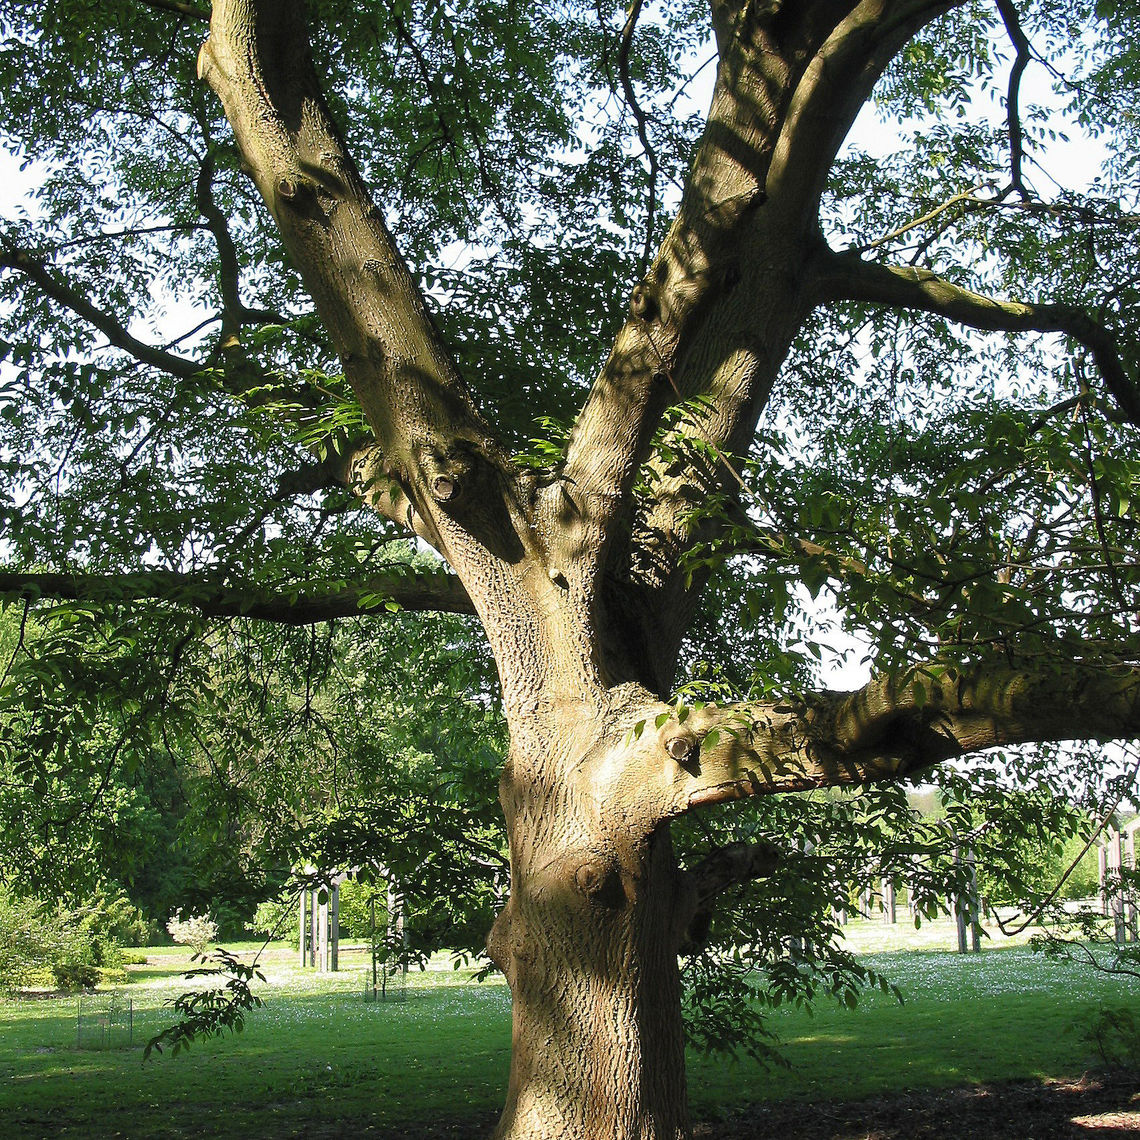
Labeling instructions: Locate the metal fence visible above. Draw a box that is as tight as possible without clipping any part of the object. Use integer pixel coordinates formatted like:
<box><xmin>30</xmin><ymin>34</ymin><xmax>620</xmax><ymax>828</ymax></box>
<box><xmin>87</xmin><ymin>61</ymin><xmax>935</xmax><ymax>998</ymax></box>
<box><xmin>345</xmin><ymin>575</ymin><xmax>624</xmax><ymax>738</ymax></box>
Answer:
<box><xmin>75</xmin><ymin>993</ymin><xmax>134</xmax><ymax>1049</ymax></box>
<box><xmin>361</xmin><ymin>961</ymin><xmax>407</xmax><ymax>1004</ymax></box>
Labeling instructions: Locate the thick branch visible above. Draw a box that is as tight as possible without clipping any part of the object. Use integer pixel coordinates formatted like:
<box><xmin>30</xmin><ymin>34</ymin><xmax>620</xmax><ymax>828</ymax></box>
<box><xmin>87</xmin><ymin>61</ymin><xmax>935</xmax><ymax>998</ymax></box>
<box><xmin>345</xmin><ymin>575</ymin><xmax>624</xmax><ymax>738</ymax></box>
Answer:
<box><xmin>624</xmin><ymin>663</ymin><xmax>1140</xmax><ymax>820</ymax></box>
<box><xmin>685</xmin><ymin>840</ymin><xmax>780</xmax><ymax>899</ymax></box>
<box><xmin>767</xmin><ymin>0</ymin><xmax>964</xmax><ymax>224</ymax></box>
<box><xmin>197</xmin><ymin>0</ymin><xmax>560</xmax><ymax>656</ymax></box>
<box><xmin>136</xmin><ymin>0</ymin><xmax>209</xmax><ymax>20</ymax></box>
<box><xmin>0</xmin><ymin>244</ymin><xmax>200</xmax><ymax>380</ymax></box>
<box><xmin>0</xmin><ymin>568</ymin><xmax>475</xmax><ymax>624</ymax></box>
<box><xmin>566</xmin><ymin>1</ymin><xmax>965</xmax><ymax>674</ymax></box>
<box><xmin>617</xmin><ymin>0</ymin><xmax>661</xmax><ymax>277</ymax></box>
<box><xmin>558</xmin><ymin>0</ymin><xmax>806</xmax><ymax>600</ymax></box>
<box><xmin>198</xmin><ymin>0</ymin><xmax>508</xmax><ymax>517</ymax></box>
<box><xmin>819</xmin><ymin>250</ymin><xmax>1140</xmax><ymax>425</ymax></box>
<box><xmin>195</xmin><ymin>150</ymin><xmax>247</xmax><ymax>342</ymax></box>
<box><xmin>995</xmin><ymin>0</ymin><xmax>1032</xmax><ymax>198</ymax></box>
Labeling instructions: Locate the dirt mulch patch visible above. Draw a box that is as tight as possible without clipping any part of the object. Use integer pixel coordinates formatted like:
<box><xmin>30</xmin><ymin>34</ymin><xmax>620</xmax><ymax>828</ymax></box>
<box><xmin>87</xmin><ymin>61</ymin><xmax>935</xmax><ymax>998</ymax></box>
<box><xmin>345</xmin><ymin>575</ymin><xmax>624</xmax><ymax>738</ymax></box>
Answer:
<box><xmin>355</xmin><ymin>1070</ymin><xmax>1140</xmax><ymax>1139</ymax></box>
<box><xmin>695</xmin><ymin>1071</ymin><xmax>1140</xmax><ymax>1139</ymax></box>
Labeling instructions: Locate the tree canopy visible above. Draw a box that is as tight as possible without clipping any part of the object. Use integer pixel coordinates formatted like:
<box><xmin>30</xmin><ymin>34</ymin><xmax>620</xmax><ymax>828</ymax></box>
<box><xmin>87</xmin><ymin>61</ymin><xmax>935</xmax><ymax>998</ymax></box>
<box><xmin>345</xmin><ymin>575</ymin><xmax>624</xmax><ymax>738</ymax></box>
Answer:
<box><xmin>3</xmin><ymin>1</ymin><xmax>1140</xmax><ymax>1137</ymax></box>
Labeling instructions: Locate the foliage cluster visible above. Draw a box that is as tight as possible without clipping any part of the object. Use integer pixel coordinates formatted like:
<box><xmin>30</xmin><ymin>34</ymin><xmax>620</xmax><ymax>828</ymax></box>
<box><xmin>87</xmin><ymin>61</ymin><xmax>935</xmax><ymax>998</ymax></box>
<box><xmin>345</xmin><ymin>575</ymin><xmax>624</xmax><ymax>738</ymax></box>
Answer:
<box><xmin>143</xmin><ymin>949</ymin><xmax>264</xmax><ymax>1059</ymax></box>
<box><xmin>1074</xmin><ymin>1004</ymin><xmax>1140</xmax><ymax>1069</ymax></box>
<box><xmin>0</xmin><ymin>888</ymin><xmax>132</xmax><ymax>994</ymax></box>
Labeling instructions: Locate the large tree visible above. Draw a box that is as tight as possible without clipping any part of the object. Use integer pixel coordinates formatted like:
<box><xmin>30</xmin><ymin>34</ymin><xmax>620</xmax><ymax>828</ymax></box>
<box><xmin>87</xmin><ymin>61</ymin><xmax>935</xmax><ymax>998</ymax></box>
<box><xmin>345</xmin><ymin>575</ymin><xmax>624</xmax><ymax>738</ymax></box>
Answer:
<box><xmin>3</xmin><ymin>0</ymin><xmax>1140</xmax><ymax>1136</ymax></box>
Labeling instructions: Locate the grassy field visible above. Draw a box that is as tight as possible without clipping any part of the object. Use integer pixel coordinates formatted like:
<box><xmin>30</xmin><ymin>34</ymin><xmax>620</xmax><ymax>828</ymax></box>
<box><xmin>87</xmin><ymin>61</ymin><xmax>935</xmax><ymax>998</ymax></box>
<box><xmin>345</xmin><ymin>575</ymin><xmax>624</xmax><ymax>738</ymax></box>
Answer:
<box><xmin>2</xmin><ymin>918</ymin><xmax>1138</xmax><ymax>1138</ymax></box>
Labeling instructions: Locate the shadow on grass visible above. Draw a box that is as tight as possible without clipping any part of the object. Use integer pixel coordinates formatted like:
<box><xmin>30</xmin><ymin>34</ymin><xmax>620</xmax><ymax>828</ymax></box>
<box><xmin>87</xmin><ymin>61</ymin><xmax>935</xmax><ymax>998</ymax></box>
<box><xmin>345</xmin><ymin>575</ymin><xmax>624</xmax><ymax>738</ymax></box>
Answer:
<box><xmin>124</xmin><ymin>966</ymin><xmax>188</xmax><ymax>983</ymax></box>
<box><xmin>697</xmin><ymin>1070</ymin><xmax>1140</xmax><ymax>1139</ymax></box>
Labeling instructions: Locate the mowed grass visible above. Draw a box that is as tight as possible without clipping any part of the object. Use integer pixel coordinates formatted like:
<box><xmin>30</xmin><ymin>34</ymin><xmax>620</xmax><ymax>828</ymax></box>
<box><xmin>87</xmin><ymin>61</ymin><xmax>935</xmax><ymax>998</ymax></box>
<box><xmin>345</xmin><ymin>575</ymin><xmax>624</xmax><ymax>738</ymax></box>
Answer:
<box><xmin>2</xmin><ymin>920</ymin><xmax>1138</xmax><ymax>1139</ymax></box>
<box><xmin>2</xmin><ymin>945</ymin><xmax>512</xmax><ymax>1139</ymax></box>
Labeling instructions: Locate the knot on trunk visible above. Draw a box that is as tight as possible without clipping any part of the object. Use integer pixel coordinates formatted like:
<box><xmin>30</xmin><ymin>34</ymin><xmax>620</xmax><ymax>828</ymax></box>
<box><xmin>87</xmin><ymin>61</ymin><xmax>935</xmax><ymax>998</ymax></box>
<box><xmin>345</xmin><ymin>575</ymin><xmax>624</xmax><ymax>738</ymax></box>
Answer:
<box><xmin>419</xmin><ymin>443</ymin><xmax>475</xmax><ymax>505</ymax></box>
<box><xmin>663</xmin><ymin>729</ymin><xmax>700</xmax><ymax>775</ymax></box>
<box><xmin>486</xmin><ymin>896</ymin><xmax>515</xmax><ymax>975</ymax></box>
<box><xmin>272</xmin><ymin>173</ymin><xmax>326</xmax><ymax>213</ymax></box>
<box><xmin>629</xmin><ymin>283</ymin><xmax>658</xmax><ymax>322</ymax></box>
<box><xmin>574</xmin><ymin>859</ymin><xmax>626</xmax><ymax>910</ymax></box>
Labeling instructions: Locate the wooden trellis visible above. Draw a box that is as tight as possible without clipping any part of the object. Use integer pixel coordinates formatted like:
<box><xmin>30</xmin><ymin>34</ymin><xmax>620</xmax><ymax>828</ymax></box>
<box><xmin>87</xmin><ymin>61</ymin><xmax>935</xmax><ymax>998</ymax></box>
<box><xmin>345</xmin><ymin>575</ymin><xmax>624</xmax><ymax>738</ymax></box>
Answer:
<box><xmin>297</xmin><ymin>866</ymin><xmax>407</xmax><ymax>976</ymax></box>
<box><xmin>298</xmin><ymin>870</ymin><xmax>348</xmax><ymax>971</ymax></box>
<box><xmin>1099</xmin><ymin>818</ymin><xmax>1139</xmax><ymax>945</ymax></box>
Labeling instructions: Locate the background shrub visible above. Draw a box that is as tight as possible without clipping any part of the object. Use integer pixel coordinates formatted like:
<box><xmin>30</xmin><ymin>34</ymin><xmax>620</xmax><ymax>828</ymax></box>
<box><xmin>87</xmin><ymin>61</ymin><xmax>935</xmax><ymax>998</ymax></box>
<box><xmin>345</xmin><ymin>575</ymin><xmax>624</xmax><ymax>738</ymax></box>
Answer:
<box><xmin>165</xmin><ymin>911</ymin><xmax>218</xmax><ymax>954</ymax></box>
<box><xmin>0</xmin><ymin>891</ymin><xmax>123</xmax><ymax>994</ymax></box>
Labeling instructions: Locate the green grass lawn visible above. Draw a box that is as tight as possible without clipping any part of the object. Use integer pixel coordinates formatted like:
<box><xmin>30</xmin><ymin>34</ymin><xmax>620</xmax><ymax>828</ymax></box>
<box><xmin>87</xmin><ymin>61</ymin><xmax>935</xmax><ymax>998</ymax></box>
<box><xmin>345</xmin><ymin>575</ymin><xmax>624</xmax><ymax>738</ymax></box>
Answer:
<box><xmin>689</xmin><ymin>941</ymin><xmax>1139</xmax><ymax>1115</ymax></box>
<box><xmin>2</xmin><ymin>921</ymin><xmax>1137</xmax><ymax>1138</ymax></box>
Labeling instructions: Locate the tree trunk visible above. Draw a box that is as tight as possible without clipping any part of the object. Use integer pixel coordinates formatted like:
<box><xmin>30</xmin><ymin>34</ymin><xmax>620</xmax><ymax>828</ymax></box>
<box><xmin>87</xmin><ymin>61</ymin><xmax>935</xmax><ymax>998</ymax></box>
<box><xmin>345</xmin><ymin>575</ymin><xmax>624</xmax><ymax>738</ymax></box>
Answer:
<box><xmin>487</xmin><ymin>728</ymin><xmax>692</xmax><ymax>1140</ymax></box>
<box><xmin>194</xmin><ymin>6</ymin><xmax>1140</xmax><ymax>1138</ymax></box>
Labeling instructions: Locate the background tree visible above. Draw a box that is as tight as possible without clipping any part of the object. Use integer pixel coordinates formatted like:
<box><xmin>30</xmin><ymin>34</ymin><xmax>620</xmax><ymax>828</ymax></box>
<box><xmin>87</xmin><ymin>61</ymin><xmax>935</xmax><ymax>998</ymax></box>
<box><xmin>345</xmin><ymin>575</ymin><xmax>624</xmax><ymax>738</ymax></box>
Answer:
<box><xmin>0</xmin><ymin>591</ymin><xmax>505</xmax><ymax>950</ymax></box>
<box><xmin>3</xmin><ymin>1</ymin><xmax>1140</xmax><ymax>1138</ymax></box>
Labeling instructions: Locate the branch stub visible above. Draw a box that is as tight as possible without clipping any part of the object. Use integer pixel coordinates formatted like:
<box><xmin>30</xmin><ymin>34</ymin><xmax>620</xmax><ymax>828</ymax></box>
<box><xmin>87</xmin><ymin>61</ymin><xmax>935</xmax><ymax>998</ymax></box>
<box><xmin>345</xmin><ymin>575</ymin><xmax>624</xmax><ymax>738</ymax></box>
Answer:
<box><xmin>629</xmin><ymin>284</ymin><xmax>657</xmax><ymax>322</ymax></box>
<box><xmin>665</xmin><ymin>733</ymin><xmax>696</xmax><ymax>761</ymax></box>
<box><xmin>574</xmin><ymin>861</ymin><xmax>625</xmax><ymax>909</ymax></box>
<box><xmin>431</xmin><ymin>474</ymin><xmax>458</xmax><ymax>502</ymax></box>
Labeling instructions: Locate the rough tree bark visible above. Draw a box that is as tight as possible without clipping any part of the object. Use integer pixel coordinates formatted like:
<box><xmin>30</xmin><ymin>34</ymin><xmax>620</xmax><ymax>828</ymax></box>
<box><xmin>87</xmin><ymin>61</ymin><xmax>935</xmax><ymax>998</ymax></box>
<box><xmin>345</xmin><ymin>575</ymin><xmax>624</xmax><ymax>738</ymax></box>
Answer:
<box><xmin>188</xmin><ymin>2</ymin><xmax>1140</xmax><ymax>1138</ymax></box>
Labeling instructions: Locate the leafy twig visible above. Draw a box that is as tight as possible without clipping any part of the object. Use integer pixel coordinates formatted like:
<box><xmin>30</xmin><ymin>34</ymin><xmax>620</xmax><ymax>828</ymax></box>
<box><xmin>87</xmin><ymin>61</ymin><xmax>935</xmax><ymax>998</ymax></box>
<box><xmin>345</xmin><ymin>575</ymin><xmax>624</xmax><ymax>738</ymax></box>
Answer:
<box><xmin>144</xmin><ymin>948</ymin><xmax>266</xmax><ymax>1060</ymax></box>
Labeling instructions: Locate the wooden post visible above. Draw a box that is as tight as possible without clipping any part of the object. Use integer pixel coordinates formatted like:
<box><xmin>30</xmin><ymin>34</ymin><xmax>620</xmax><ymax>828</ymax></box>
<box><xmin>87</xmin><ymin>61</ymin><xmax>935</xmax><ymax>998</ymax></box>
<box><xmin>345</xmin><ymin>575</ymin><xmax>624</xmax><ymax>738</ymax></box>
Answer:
<box><xmin>953</xmin><ymin>843</ymin><xmax>968</xmax><ymax>954</ymax></box>
<box><xmin>330</xmin><ymin>881</ymin><xmax>340</xmax><ymax>972</ymax></box>
<box><xmin>370</xmin><ymin>896</ymin><xmax>378</xmax><ymax>1000</ymax></box>
<box><xmin>299</xmin><ymin>890</ymin><xmax>308</xmax><ymax>967</ymax></box>
<box><xmin>882</xmin><ymin>878</ymin><xmax>896</xmax><ymax>924</ymax></box>
<box><xmin>1124</xmin><ymin>828</ymin><xmax>1138</xmax><ymax>943</ymax></box>
<box><xmin>310</xmin><ymin>888</ymin><xmax>320</xmax><ymax>970</ymax></box>
<box><xmin>967</xmin><ymin>847</ymin><xmax>981</xmax><ymax>953</ymax></box>
<box><xmin>318</xmin><ymin>888</ymin><xmax>329</xmax><ymax>971</ymax></box>
<box><xmin>860</xmin><ymin>885</ymin><xmax>873</xmax><ymax>919</ymax></box>
<box><xmin>1112</xmin><ymin>829</ymin><xmax>1126</xmax><ymax>945</ymax></box>
<box><xmin>954</xmin><ymin>898</ymin><xmax>968</xmax><ymax>953</ymax></box>
<box><xmin>387</xmin><ymin>877</ymin><xmax>407</xmax><ymax>986</ymax></box>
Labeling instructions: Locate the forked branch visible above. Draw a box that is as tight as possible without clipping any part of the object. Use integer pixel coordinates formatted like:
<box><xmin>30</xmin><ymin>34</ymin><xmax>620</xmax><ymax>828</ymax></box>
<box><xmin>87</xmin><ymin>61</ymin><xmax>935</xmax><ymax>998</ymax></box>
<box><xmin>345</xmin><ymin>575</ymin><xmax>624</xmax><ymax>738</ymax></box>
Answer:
<box><xmin>0</xmin><ymin>231</ymin><xmax>424</xmax><ymax>534</ymax></box>
<box><xmin>0</xmin><ymin>244</ymin><xmax>200</xmax><ymax>380</ymax></box>
<box><xmin>819</xmin><ymin>250</ymin><xmax>1140</xmax><ymax>426</ymax></box>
